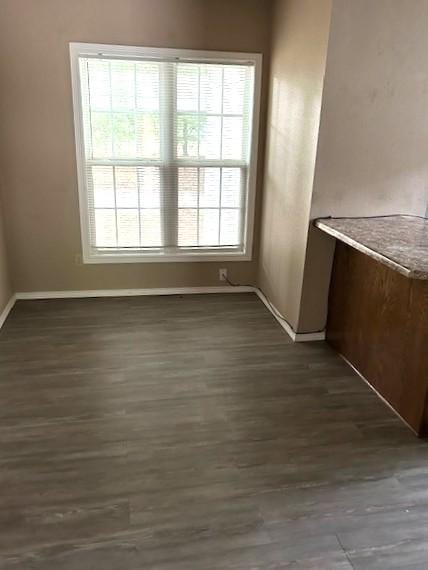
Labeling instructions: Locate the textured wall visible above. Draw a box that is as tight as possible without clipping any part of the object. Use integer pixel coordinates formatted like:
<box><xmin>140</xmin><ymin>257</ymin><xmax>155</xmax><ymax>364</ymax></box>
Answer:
<box><xmin>0</xmin><ymin>192</ymin><xmax>12</xmax><ymax>314</ymax></box>
<box><xmin>298</xmin><ymin>0</ymin><xmax>428</xmax><ymax>332</ymax></box>
<box><xmin>258</xmin><ymin>0</ymin><xmax>332</xmax><ymax>330</ymax></box>
<box><xmin>0</xmin><ymin>0</ymin><xmax>271</xmax><ymax>293</ymax></box>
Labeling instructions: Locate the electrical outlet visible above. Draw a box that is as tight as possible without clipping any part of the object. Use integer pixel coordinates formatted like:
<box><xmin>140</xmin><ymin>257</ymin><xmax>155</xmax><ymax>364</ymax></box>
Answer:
<box><xmin>219</xmin><ymin>268</ymin><xmax>228</xmax><ymax>282</ymax></box>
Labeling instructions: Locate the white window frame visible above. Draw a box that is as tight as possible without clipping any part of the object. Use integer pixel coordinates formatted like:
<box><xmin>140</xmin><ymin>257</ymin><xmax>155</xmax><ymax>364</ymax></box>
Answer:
<box><xmin>70</xmin><ymin>42</ymin><xmax>262</xmax><ymax>264</ymax></box>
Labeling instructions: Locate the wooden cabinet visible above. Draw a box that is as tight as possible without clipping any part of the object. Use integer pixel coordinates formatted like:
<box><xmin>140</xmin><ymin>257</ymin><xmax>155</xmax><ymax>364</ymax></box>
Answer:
<box><xmin>327</xmin><ymin>241</ymin><xmax>428</xmax><ymax>435</ymax></box>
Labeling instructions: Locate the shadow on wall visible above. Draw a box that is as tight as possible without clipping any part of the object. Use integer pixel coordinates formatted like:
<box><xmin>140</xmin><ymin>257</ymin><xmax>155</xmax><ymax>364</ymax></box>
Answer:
<box><xmin>298</xmin><ymin>226</ymin><xmax>336</xmax><ymax>334</ymax></box>
<box><xmin>259</xmin><ymin>72</ymin><xmax>324</xmax><ymax>332</ymax></box>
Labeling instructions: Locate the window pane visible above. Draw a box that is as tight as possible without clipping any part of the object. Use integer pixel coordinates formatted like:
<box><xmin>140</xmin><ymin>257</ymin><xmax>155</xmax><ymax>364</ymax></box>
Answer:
<box><xmin>136</xmin><ymin>62</ymin><xmax>160</xmax><ymax>111</ymax></box>
<box><xmin>223</xmin><ymin>66</ymin><xmax>246</xmax><ymax>114</ymax></box>
<box><xmin>139</xmin><ymin>167</ymin><xmax>160</xmax><ymax>208</ymax></box>
<box><xmin>95</xmin><ymin>209</ymin><xmax>116</xmax><ymax>247</ymax></box>
<box><xmin>199</xmin><ymin>209</ymin><xmax>219</xmax><ymax>246</ymax></box>
<box><xmin>178</xmin><ymin>209</ymin><xmax>198</xmax><ymax>246</ymax></box>
<box><xmin>177</xmin><ymin>115</ymin><xmax>199</xmax><ymax>158</ymax></box>
<box><xmin>222</xmin><ymin>116</ymin><xmax>243</xmax><ymax>160</ymax></box>
<box><xmin>117</xmin><ymin>209</ymin><xmax>139</xmax><ymax>247</ymax></box>
<box><xmin>200</xmin><ymin>168</ymin><xmax>220</xmax><ymax>207</ymax></box>
<box><xmin>200</xmin><ymin>116</ymin><xmax>221</xmax><ymax>159</ymax></box>
<box><xmin>177</xmin><ymin>64</ymin><xmax>199</xmax><ymax>112</ymax></box>
<box><xmin>136</xmin><ymin>113</ymin><xmax>160</xmax><ymax>159</ymax></box>
<box><xmin>91</xmin><ymin>112</ymin><xmax>112</xmax><ymax>158</ymax></box>
<box><xmin>141</xmin><ymin>209</ymin><xmax>162</xmax><ymax>247</ymax></box>
<box><xmin>112</xmin><ymin>113</ymin><xmax>135</xmax><ymax>157</ymax></box>
<box><xmin>92</xmin><ymin>166</ymin><xmax>115</xmax><ymax>208</ymax></box>
<box><xmin>115</xmin><ymin>167</ymin><xmax>138</xmax><ymax>208</ymax></box>
<box><xmin>220</xmin><ymin>209</ymin><xmax>240</xmax><ymax>246</ymax></box>
<box><xmin>77</xmin><ymin>53</ymin><xmax>255</xmax><ymax>257</ymax></box>
<box><xmin>178</xmin><ymin>168</ymin><xmax>198</xmax><ymax>208</ymax></box>
<box><xmin>200</xmin><ymin>65</ymin><xmax>222</xmax><ymax>114</ymax></box>
<box><xmin>221</xmin><ymin>168</ymin><xmax>241</xmax><ymax>208</ymax></box>
<box><xmin>111</xmin><ymin>61</ymin><xmax>135</xmax><ymax>110</ymax></box>
<box><xmin>87</xmin><ymin>60</ymin><xmax>110</xmax><ymax>110</ymax></box>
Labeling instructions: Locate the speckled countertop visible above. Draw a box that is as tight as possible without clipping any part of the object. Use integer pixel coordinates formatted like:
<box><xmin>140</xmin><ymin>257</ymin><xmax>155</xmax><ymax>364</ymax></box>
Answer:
<box><xmin>315</xmin><ymin>215</ymin><xmax>428</xmax><ymax>280</ymax></box>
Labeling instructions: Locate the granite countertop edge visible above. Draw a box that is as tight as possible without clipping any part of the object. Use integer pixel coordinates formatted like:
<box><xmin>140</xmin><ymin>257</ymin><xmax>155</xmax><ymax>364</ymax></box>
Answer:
<box><xmin>314</xmin><ymin>218</ymin><xmax>428</xmax><ymax>280</ymax></box>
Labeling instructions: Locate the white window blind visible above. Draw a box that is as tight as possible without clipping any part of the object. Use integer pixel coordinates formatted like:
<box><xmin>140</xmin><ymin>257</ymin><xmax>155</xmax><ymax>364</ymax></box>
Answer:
<box><xmin>70</xmin><ymin>44</ymin><xmax>261</xmax><ymax>263</ymax></box>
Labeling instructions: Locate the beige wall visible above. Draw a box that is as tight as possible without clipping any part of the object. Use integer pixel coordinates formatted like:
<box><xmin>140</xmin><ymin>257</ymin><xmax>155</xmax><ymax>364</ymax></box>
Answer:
<box><xmin>0</xmin><ymin>0</ymin><xmax>272</xmax><ymax>293</ymax></box>
<box><xmin>311</xmin><ymin>0</ymin><xmax>428</xmax><ymax>219</ymax></box>
<box><xmin>0</xmin><ymin>191</ymin><xmax>12</xmax><ymax>314</ymax></box>
<box><xmin>298</xmin><ymin>0</ymin><xmax>428</xmax><ymax>332</ymax></box>
<box><xmin>258</xmin><ymin>0</ymin><xmax>332</xmax><ymax>330</ymax></box>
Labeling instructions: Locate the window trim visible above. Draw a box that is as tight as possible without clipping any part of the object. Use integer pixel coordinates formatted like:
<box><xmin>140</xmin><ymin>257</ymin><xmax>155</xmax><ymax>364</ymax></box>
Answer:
<box><xmin>69</xmin><ymin>42</ymin><xmax>262</xmax><ymax>264</ymax></box>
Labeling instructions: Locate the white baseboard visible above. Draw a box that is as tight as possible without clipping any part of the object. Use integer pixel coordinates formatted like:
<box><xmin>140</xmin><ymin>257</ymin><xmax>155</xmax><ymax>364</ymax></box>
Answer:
<box><xmin>294</xmin><ymin>330</ymin><xmax>326</xmax><ymax>342</ymax></box>
<box><xmin>254</xmin><ymin>289</ymin><xmax>325</xmax><ymax>343</ymax></box>
<box><xmin>15</xmin><ymin>286</ymin><xmax>254</xmax><ymax>300</ymax></box>
<box><xmin>13</xmin><ymin>285</ymin><xmax>325</xmax><ymax>343</ymax></box>
<box><xmin>0</xmin><ymin>294</ymin><xmax>16</xmax><ymax>330</ymax></box>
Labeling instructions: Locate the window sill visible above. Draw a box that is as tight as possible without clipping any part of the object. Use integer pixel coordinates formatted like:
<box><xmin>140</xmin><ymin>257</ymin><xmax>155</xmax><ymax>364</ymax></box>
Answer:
<box><xmin>82</xmin><ymin>250</ymin><xmax>252</xmax><ymax>264</ymax></box>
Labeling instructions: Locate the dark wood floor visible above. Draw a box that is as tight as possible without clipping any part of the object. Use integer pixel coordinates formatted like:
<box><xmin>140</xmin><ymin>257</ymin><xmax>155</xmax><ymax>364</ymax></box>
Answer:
<box><xmin>0</xmin><ymin>293</ymin><xmax>428</xmax><ymax>569</ymax></box>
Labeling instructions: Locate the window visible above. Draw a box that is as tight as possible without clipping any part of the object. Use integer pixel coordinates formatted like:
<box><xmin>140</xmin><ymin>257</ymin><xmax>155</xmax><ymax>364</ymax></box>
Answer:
<box><xmin>70</xmin><ymin>43</ymin><xmax>261</xmax><ymax>263</ymax></box>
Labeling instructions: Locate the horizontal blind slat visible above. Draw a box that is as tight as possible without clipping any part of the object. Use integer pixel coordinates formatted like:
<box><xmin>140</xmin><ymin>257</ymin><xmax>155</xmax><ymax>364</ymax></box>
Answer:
<box><xmin>78</xmin><ymin>55</ymin><xmax>254</xmax><ymax>254</ymax></box>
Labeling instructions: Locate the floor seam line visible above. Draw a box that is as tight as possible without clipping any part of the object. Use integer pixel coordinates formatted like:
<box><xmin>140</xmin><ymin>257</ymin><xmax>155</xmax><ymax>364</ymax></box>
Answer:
<box><xmin>335</xmin><ymin>533</ymin><xmax>356</xmax><ymax>569</ymax></box>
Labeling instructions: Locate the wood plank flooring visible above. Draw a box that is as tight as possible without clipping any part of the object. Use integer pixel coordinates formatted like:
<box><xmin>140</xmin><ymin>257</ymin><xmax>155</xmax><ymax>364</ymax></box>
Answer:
<box><xmin>0</xmin><ymin>292</ymin><xmax>427</xmax><ymax>569</ymax></box>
